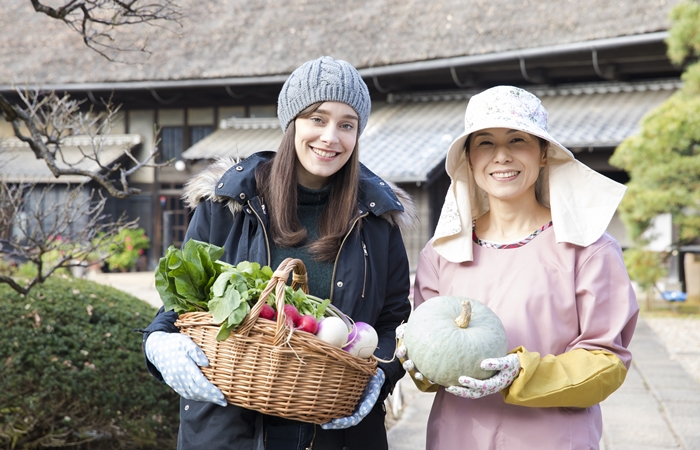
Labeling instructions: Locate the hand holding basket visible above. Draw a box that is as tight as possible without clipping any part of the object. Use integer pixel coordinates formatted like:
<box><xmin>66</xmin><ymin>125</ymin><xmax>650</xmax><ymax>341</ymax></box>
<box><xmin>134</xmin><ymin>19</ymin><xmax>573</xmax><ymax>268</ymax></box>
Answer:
<box><xmin>175</xmin><ymin>258</ymin><xmax>378</xmax><ymax>424</ymax></box>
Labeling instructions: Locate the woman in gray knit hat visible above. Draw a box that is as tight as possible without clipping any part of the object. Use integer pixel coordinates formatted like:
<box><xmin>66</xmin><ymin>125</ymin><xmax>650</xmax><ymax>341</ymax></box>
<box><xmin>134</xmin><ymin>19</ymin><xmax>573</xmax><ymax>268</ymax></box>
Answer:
<box><xmin>142</xmin><ymin>56</ymin><xmax>414</xmax><ymax>450</ymax></box>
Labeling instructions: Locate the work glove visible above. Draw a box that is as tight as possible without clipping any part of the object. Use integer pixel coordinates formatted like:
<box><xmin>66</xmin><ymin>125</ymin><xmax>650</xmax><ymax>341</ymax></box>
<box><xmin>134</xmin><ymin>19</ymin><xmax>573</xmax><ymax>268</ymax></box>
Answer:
<box><xmin>395</xmin><ymin>323</ymin><xmax>435</xmax><ymax>385</ymax></box>
<box><xmin>145</xmin><ymin>331</ymin><xmax>227</xmax><ymax>407</ymax></box>
<box><xmin>320</xmin><ymin>368</ymin><xmax>385</xmax><ymax>430</ymax></box>
<box><xmin>445</xmin><ymin>354</ymin><xmax>521</xmax><ymax>399</ymax></box>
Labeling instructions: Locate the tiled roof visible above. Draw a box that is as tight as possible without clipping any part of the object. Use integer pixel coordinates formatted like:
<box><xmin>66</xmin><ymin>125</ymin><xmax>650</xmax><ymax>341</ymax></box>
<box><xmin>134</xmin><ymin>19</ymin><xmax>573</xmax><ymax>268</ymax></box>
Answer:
<box><xmin>0</xmin><ymin>134</ymin><xmax>141</xmax><ymax>183</ymax></box>
<box><xmin>182</xmin><ymin>118</ymin><xmax>282</xmax><ymax>160</ymax></box>
<box><xmin>184</xmin><ymin>80</ymin><xmax>678</xmax><ymax>183</ymax></box>
<box><xmin>534</xmin><ymin>80</ymin><xmax>681</xmax><ymax>148</ymax></box>
<box><xmin>367</xmin><ymin>79</ymin><xmax>680</xmax><ymax>181</ymax></box>
<box><xmin>358</xmin><ymin>100</ymin><xmax>465</xmax><ymax>183</ymax></box>
<box><xmin>0</xmin><ymin>0</ymin><xmax>681</xmax><ymax>85</ymax></box>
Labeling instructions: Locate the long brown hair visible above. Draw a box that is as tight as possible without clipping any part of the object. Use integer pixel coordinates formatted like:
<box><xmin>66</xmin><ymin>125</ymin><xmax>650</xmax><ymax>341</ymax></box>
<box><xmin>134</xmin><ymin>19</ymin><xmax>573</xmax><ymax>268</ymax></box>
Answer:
<box><xmin>256</xmin><ymin>103</ymin><xmax>361</xmax><ymax>262</ymax></box>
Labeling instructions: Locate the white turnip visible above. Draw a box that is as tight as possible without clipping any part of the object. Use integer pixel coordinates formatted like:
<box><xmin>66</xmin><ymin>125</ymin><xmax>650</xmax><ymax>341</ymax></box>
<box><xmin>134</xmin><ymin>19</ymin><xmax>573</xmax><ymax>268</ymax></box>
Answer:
<box><xmin>343</xmin><ymin>322</ymin><xmax>378</xmax><ymax>358</ymax></box>
<box><xmin>316</xmin><ymin>316</ymin><xmax>349</xmax><ymax>347</ymax></box>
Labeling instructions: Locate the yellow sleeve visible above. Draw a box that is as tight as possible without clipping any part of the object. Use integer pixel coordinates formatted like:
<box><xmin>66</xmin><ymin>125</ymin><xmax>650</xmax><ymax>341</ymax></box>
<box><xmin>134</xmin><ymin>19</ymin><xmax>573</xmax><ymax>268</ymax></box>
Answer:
<box><xmin>406</xmin><ymin>367</ymin><xmax>440</xmax><ymax>392</ymax></box>
<box><xmin>397</xmin><ymin>337</ymin><xmax>439</xmax><ymax>392</ymax></box>
<box><xmin>502</xmin><ymin>346</ymin><xmax>627</xmax><ymax>408</ymax></box>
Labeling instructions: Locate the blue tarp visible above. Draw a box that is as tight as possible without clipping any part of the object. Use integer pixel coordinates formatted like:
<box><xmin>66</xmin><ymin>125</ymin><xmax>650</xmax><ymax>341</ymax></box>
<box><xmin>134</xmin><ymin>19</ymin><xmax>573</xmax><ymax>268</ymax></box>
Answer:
<box><xmin>661</xmin><ymin>291</ymin><xmax>687</xmax><ymax>302</ymax></box>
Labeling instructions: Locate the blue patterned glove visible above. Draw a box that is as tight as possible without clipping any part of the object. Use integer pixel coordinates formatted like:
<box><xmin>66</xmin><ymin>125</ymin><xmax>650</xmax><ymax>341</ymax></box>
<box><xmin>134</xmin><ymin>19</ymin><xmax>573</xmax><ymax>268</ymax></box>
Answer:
<box><xmin>445</xmin><ymin>354</ymin><xmax>520</xmax><ymax>399</ymax></box>
<box><xmin>320</xmin><ymin>368</ymin><xmax>385</xmax><ymax>430</ymax></box>
<box><xmin>145</xmin><ymin>331</ymin><xmax>227</xmax><ymax>407</ymax></box>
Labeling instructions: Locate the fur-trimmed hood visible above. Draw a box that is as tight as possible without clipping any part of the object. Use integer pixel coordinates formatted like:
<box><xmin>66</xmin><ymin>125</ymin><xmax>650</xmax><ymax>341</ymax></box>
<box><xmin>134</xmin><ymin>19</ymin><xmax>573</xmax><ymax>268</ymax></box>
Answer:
<box><xmin>182</xmin><ymin>152</ymin><xmax>417</xmax><ymax>232</ymax></box>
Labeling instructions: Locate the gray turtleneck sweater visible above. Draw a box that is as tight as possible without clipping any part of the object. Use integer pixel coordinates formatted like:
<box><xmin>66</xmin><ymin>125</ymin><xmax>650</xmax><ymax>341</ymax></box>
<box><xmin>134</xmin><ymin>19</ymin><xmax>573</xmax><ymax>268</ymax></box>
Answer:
<box><xmin>269</xmin><ymin>183</ymin><xmax>334</xmax><ymax>300</ymax></box>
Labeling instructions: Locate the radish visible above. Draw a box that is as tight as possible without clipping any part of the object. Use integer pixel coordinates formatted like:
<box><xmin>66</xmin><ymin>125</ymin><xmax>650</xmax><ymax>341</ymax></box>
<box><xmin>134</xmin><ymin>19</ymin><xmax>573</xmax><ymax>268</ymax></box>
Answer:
<box><xmin>296</xmin><ymin>315</ymin><xmax>318</xmax><ymax>334</ymax></box>
<box><xmin>315</xmin><ymin>316</ymin><xmax>349</xmax><ymax>347</ymax></box>
<box><xmin>343</xmin><ymin>322</ymin><xmax>378</xmax><ymax>358</ymax></box>
<box><xmin>280</xmin><ymin>304</ymin><xmax>301</xmax><ymax>327</ymax></box>
<box><xmin>260</xmin><ymin>304</ymin><xmax>275</xmax><ymax>320</ymax></box>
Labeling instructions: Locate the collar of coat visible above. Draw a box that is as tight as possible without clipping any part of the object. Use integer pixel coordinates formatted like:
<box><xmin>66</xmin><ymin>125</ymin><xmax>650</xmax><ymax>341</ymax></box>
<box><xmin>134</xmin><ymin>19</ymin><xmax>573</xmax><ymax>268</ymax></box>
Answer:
<box><xmin>182</xmin><ymin>151</ymin><xmax>417</xmax><ymax>231</ymax></box>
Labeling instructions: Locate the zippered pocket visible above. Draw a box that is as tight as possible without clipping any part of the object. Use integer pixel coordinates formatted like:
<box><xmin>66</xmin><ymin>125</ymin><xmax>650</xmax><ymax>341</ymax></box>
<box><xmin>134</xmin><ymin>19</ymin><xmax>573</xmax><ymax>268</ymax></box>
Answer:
<box><xmin>361</xmin><ymin>241</ymin><xmax>368</xmax><ymax>298</ymax></box>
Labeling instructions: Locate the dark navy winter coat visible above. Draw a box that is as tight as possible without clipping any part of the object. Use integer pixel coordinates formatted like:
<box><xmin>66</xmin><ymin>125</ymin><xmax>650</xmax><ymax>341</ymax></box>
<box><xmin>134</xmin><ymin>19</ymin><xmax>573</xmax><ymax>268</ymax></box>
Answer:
<box><xmin>143</xmin><ymin>152</ymin><xmax>414</xmax><ymax>450</ymax></box>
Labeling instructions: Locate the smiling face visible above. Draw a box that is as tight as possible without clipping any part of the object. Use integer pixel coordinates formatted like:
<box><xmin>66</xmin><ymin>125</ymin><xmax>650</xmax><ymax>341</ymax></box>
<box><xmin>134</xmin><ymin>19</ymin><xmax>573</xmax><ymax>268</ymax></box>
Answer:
<box><xmin>468</xmin><ymin>127</ymin><xmax>547</xmax><ymax>202</ymax></box>
<box><xmin>293</xmin><ymin>101</ymin><xmax>359</xmax><ymax>189</ymax></box>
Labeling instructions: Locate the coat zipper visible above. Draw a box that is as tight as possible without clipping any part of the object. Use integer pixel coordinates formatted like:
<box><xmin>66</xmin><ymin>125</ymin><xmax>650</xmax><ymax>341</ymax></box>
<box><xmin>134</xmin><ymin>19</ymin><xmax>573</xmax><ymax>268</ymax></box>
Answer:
<box><xmin>305</xmin><ymin>425</ymin><xmax>317</xmax><ymax>449</ymax></box>
<box><xmin>249</xmin><ymin>199</ymin><xmax>271</xmax><ymax>266</ymax></box>
<box><xmin>256</xmin><ymin>207</ymin><xmax>362</xmax><ymax>450</ymax></box>
<box><xmin>252</xmin><ymin>200</ymin><xmax>367</xmax><ymax>300</ymax></box>
<box><xmin>361</xmin><ymin>241</ymin><xmax>368</xmax><ymax>299</ymax></box>
<box><xmin>330</xmin><ymin>212</ymin><xmax>368</xmax><ymax>300</ymax></box>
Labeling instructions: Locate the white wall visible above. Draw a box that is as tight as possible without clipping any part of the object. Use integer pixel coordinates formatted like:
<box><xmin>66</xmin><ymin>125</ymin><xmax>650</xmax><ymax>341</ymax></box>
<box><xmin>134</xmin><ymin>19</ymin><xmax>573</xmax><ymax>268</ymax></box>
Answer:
<box><xmin>219</xmin><ymin>106</ymin><xmax>245</xmax><ymax>124</ymax></box>
<box><xmin>606</xmin><ymin>211</ymin><xmax>633</xmax><ymax>249</ymax></box>
<box><xmin>0</xmin><ymin>120</ymin><xmax>13</xmax><ymax>138</ymax></box>
<box><xmin>128</xmin><ymin>109</ymin><xmax>156</xmax><ymax>183</ymax></box>
<box><xmin>158</xmin><ymin>109</ymin><xmax>184</xmax><ymax>126</ymax></box>
<box><xmin>642</xmin><ymin>213</ymin><xmax>673</xmax><ymax>252</ymax></box>
<box><xmin>685</xmin><ymin>253</ymin><xmax>700</xmax><ymax>298</ymax></box>
<box><xmin>110</xmin><ymin>111</ymin><xmax>127</xmax><ymax>134</ymax></box>
<box><xmin>188</xmin><ymin>108</ymin><xmax>215</xmax><ymax>126</ymax></box>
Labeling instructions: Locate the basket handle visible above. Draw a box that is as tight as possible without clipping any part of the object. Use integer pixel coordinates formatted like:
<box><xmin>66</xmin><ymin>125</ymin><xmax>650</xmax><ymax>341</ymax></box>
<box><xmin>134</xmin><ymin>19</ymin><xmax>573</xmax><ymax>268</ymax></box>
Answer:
<box><xmin>236</xmin><ymin>258</ymin><xmax>308</xmax><ymax>338</ymax></box>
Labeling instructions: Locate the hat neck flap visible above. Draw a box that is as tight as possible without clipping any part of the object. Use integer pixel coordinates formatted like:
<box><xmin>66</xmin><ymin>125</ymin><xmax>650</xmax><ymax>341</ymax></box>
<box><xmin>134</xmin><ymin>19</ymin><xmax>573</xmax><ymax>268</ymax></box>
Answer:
<box><xmin>432</xmin><ymin>145</ymin><xmax>626</xmax><ymax>263</ymax></box>
<box><xmin>430</xmin><ymin>86</ymin><xmax>627</xmax><ymax>263</ymax></box>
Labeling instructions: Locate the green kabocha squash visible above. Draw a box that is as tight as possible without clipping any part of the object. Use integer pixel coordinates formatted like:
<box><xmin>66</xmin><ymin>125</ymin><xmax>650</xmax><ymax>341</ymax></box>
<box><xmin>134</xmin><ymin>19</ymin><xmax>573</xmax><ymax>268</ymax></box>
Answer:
<box><xmin>403</xmin><ymin>296</ymin><xmax>508</xmax><ymax>386</ymax></box>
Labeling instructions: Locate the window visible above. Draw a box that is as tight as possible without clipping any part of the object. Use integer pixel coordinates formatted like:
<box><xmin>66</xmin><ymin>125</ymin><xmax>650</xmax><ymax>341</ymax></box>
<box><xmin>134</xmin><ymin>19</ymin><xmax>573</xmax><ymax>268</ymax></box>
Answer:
<box><xmin>190</xmin><ymin>125</ymin><xmax>214</xmax><ymax>146</ymax></box>
<box><xmin>159</xmin><ymin>126</ymin><xmax>184</xmax><ymax>162</ymax></box>
<box><xmin>249</xmin><ymin>105</ymin><xmax>277</xmax><ymax>118</ymax></box>
<box><xmin>160</xmin><ymin>183</ymin><xmax>189</xmax><ymax>250</ymax></box>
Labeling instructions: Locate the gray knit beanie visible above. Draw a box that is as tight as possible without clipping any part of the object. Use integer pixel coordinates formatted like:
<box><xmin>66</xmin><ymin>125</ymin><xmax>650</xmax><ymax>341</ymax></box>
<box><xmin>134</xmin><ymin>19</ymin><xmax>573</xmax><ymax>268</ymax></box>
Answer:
<box><xmin>277</xmin><ymin>56</ymin><xmax>371</xmax><ymax>135</ymax></box>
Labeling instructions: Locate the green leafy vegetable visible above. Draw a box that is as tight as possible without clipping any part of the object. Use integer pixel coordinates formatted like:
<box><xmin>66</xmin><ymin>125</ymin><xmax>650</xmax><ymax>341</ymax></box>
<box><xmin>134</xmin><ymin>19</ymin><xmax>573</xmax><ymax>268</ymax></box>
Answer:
<box><xmin>155</xmin><ymin>239</ymin><xmax>348</xmax><ymax>341</ymax></box>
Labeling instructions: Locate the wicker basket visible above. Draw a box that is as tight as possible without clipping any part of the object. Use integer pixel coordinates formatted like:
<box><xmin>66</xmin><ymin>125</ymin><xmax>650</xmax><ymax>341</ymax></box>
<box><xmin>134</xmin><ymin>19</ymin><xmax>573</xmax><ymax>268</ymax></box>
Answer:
<box><xmin>174</xmin><ymin>258</ymin><xmax>378</xmax><ymax>424</ymax></box>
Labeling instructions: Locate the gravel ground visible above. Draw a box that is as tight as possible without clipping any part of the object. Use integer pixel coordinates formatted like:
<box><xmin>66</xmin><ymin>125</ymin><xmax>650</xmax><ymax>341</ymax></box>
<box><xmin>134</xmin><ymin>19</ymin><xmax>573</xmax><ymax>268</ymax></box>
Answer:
<box><xmin>643</xmin><ymin>316</ymin><xmax>700</xmax><ymax>384</ymax></box>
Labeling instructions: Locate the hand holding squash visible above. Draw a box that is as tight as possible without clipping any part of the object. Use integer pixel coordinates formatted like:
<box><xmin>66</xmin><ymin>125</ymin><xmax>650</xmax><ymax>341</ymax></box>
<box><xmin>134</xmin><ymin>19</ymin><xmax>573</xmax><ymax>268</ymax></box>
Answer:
<box><xmin>401</xmin><ymin>297</ymin><xmax>509</xmax><ymax>387</ymax></box>
<box><xmin>445</xmin><ymin>354</ymin><xmax>520</xmax><ymax>399</ymax></box>
<box><xmin>396</xmin><ymin>324</ymin><xmax>435</xmax><ymax>385</ymax></box>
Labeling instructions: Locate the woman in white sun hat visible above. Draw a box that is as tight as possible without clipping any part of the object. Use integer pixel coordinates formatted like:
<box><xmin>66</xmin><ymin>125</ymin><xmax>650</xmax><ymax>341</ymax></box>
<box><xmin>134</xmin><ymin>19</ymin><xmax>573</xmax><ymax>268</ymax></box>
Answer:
<box><xmin>400</xmin><ymin>85</ymin><xmax>639</xmax><ymax>449</ymax></box>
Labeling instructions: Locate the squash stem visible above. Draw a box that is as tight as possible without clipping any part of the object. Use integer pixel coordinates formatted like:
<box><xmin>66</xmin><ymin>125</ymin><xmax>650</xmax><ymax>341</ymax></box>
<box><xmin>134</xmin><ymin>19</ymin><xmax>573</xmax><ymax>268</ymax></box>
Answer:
<box><xmin>455</xmin><ymin>300</ymin><xmax>472</xmax><ymax>328</ymax></box>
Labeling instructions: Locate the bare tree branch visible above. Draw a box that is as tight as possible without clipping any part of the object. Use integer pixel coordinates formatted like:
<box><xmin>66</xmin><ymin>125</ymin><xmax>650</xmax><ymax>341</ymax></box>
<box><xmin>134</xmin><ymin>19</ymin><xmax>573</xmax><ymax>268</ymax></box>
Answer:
<box><xmin>0</xmin><ymin>182</ymin><xmax>138</xmax><ymax>295</ymax></box>
<box><xmin>30</xmin><ymin>0</ymin><xmax>183</xmax><ymax>61</ymax></box>
<box><xmin>0</xmin><ymin>90</ymin><xmax>167</xmax><ymax>199</ymax></box>
<box><xmin>0</xmin><ymin>2</ymin><xmax>182</xmax><ymax>294</ymax></box>
<box><xmin>0</xmin><ymin>2</ymin><xmax>178</xmax><ymax>196</ymax></box>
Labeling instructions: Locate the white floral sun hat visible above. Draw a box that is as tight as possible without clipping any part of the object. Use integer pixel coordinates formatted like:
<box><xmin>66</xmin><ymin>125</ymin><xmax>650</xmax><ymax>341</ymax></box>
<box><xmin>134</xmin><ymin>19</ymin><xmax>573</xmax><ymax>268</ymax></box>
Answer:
<box><xmin>431</xmin><ymin>85</ymin><xmax>627</xmax><ymax>263</ymax></box>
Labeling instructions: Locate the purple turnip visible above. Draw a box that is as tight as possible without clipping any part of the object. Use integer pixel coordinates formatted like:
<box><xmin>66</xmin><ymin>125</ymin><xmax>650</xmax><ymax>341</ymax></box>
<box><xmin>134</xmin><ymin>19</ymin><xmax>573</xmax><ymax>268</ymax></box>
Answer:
<box><xmin>343</xmin><ymin>322</ymin><xmax>378</xmax><ymax>358</ymax></box>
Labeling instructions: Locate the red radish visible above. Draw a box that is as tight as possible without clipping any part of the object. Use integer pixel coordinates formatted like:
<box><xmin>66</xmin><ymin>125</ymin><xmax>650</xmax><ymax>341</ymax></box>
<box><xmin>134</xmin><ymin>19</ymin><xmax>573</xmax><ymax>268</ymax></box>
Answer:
<box><xmin>296</xmin><ymin>315</ymin><xmax>319</xmax><ymax>334</ymax></box>
<box><xmin>260</xmin><ymin>304</ymin><xmax>275</xmax><ymax>320</ymax></box>
<box><xmin>343</xmin><ymin>322</ymin><xmax>378</xmax><ymax>358</ymax></box>
<box><xmin>280</xmin><ymin>304</ymin><xmax>301</xmax><ymax>327</ymax></box>
<box><xmin>316</xmin><ymin>316</ymin><xmax>349</xmax><ymax>347</ymax></box>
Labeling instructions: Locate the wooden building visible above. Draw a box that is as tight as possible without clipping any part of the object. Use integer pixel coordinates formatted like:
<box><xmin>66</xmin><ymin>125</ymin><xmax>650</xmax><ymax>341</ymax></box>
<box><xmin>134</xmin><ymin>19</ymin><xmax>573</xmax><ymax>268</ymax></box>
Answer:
<box><xmin>0</xmin><ymin>0</ymin><xmax>685</xmax><ymax>275</ymax></box>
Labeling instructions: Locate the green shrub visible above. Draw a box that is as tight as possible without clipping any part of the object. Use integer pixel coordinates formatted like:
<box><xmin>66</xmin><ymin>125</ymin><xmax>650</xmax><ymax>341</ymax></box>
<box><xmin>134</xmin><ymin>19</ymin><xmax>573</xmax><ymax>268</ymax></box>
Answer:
<box><xmin>0</xmin><ymin>276</ymin><xmax>179</xmax><ymax>449</ymax></box>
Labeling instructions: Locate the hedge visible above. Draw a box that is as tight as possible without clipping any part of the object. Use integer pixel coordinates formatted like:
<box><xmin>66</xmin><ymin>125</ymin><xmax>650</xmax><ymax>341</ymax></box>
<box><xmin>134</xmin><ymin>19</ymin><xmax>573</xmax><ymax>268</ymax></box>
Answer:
<box><xmin>0</xmin><ymin>276</ymin><xmax>179</xmax><ymax>449</ymax></box>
